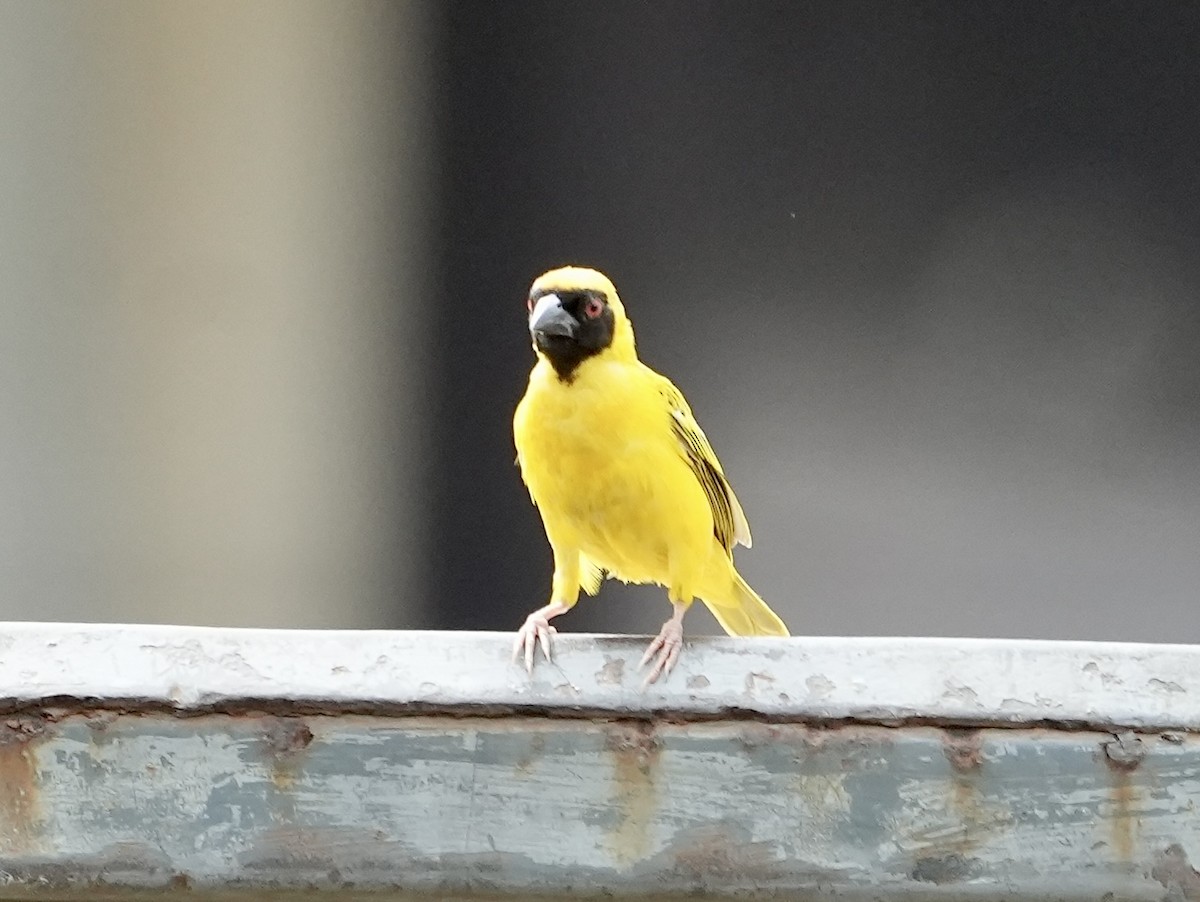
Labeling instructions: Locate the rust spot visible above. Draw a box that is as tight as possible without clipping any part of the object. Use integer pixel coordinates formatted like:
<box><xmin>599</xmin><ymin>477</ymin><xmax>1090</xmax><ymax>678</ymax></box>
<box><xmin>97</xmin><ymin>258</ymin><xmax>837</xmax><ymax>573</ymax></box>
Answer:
<box><xmin>942</xmin><ymin>729</ymin><xmax>984</xmax><ymax>773</ymax></box>
<box><xmin>266</xmin><ymin>718</ymin><xmax>314</xmax><ymax>754</ymax></box>
<box><xmin>595</xmin><ymin>657</ymin><xmax>625</xmax><ymax>685</ymax></box>
<box><xmin>605</xmin><ymin>722</ymin><xmax>662</xmax><ymax>763</ymax></box>
<box><xmin>798</xmin><ymin>725</ymin><xmax>837</xmax><ymax>752</ymax></box>
<box><xmin>83</xmin><ymin>713</ymin><xmax>119</xmax><ymax>747</ymax></box>
<box><xmin>943</xmin><ymin>730</ymin><xmax>987</xmax><ymax>847</ymax></box>
<box><xmin>514</xmin><ymin>733</ymin><xmax>546</xmax><ymax>773</ymax></box>
<box><xmin>1108</xmin><ymin>769</ymin><xmax>1139</xmax><ymax>863</ymax></box>
<box><xmin>0</xmin><ymin>717</ymin><xmax>45</xmax><ymax>744</ymax></box>
<box><xmin>736</xmin><ymin>723</ymin><xmax>783</xmax><ymax>751</ymax></box>
<box><xmin>1152</xmin><ymin>843</ymin><xmax>1200</xmax><ymax>900</ymax></box>
<box><xmin>264</xmin><ymin>718</ymin><xmax>314</xmax><ymax>792</ymax></box>
<box><xmin>950</xmin><ymin>776</ymin><xmax>979</xmax><ymax>823</ymax></box>
<box><xmin>84</xmin><ymin>711</ymin><xmax>119</xmax><ymax>736</ymax></box>
<box><xmin>1100</xmin><ymin>732</ymin><xmax>1148</xmax><ymax>862</ymax></box>
<box><xmin>167</xmin><ymin>872</ymin><xmax>193</xmax><ymax>890</ymax></box>
<box><xmin>945</xmin><ymin>771</ymin><xmax>989</xmax><ymax>858</ymax></box>
<box><xmin>905</xmin><ymin>727</ymin><xmax>1008</xmax><ymax>871</ymax></box>
<box><xmin>605</xmin><ymin>723</ymin><xmax>662</xmax><ymax>865</ymax></box>
<box><xmin>0</xmin><ymin>717</ymin><xmax>45</xmax><ymax>853</ymax></box>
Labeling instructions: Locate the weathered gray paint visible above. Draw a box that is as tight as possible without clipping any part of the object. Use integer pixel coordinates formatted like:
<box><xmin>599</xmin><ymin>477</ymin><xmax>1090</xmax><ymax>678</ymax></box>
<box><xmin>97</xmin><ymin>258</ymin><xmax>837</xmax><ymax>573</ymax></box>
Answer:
<box><xmin>0</xmin><ymin>624</ymin><xmax>1199</xmax><ymax>900</ymax></box>
<box><xmin>3</xmin><ymin>623</ymin><xmax>1200</xmax><ymax>728</ymax></box>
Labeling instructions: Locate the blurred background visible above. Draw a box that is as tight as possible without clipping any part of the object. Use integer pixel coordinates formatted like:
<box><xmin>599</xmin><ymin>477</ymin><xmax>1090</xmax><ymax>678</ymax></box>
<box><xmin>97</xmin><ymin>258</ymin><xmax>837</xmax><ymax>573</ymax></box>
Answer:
<box><xmin>2</xmin><ymin>1</ymin><xmax>1198</xmax><ymax>642</ymax></box>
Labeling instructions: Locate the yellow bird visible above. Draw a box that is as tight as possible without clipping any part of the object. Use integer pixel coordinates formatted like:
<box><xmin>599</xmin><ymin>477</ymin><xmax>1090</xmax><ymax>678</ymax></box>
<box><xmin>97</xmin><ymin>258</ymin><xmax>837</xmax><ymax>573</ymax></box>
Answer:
<box><xmin>512</xmin><ymin>266</ymin><xmax>789</xmax><ymax>682</ymax></box>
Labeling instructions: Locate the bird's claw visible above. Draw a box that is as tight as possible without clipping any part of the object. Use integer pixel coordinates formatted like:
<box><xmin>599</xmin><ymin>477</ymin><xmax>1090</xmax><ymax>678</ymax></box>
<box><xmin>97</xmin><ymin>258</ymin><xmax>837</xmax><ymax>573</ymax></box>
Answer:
<box><xmin>513</xmin><ymin>613</ymin><xmax>557</xmax><ymax>673</ymax></box>
<box><xmin>640</xmin><ymin>618</ymin><xmax>684</xmax><ymax>686</ymax></box>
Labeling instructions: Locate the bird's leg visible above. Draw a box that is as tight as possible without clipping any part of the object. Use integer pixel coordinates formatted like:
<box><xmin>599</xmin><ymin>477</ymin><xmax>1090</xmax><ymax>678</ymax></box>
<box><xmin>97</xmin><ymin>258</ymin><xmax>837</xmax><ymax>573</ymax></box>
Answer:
<box><xmin>514</xmin><ymin>544</ymin><xmax>581</xmax><ymax>674</ymax></box>
<box><xmin>641</xmin><ymin>601</ymin><xmax>689</xmax><ymax>685</ymax></box>
<box><xmin>513</xmin><ymin>602</ymin><xmax>571</xmax><ymax>673</ymax></box>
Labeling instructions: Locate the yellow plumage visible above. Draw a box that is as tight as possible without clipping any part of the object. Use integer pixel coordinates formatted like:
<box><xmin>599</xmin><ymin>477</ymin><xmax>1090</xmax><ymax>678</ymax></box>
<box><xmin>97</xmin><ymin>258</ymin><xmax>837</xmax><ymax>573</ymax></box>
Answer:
<box><xmin>512</xmin><ymin>266</ymin><xmax>788</xmax><ymax>679</ymax></box>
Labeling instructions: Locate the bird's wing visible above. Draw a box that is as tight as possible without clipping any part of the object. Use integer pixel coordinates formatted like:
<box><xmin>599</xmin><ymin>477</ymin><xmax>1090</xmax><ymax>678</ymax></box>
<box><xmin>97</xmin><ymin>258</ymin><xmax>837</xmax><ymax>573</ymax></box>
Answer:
<box><xmin>512</xmin><ymin>395</ymin><xmax>540</xmax><ymax>506</ymax></box>
<box><xmin>651</xmin><ymin>371</ymin><xmax>753</xmax><ymax>552</ymax></box>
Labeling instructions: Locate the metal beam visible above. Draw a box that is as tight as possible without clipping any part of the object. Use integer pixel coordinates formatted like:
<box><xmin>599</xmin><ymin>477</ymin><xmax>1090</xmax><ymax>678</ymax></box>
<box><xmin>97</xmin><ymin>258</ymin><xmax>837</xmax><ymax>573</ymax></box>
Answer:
<box><xmin>0</xmin><ymin>624</ymin><xmax>1198</xmax><ymax>899</ymax></box>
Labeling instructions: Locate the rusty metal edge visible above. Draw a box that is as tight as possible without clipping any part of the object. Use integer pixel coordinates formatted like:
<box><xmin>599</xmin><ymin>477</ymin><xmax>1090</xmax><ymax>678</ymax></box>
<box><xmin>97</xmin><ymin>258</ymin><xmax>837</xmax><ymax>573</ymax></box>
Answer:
<box><xmin>0</xmin><ymin>713</ymin><xmax>1196</xmax><ymax>900</ymax></box>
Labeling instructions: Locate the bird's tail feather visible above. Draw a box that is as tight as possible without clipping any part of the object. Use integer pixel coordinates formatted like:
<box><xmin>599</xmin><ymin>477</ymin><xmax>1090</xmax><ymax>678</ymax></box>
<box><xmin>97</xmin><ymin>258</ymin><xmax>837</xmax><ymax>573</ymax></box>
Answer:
<box><xmin>704</xmin><ymin>572</ymin><xmax>790</xmax><ymax>637</ymax></box>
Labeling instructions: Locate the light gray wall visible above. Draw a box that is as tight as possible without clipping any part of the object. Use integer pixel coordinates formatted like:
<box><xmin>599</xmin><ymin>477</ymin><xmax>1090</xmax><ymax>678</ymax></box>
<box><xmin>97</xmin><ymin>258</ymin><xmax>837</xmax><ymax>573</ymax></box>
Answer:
<box><xmin>0</xmin><ymin>2</ymin><xmax>431</xmax><ymax>627</ymax></box>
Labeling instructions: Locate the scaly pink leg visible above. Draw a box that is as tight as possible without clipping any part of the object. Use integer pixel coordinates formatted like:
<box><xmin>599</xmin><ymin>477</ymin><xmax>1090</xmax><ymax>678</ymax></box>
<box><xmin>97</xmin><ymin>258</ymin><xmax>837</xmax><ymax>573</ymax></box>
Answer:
<box><xmin>640</xmin><ymin>602</ymin><xmax>689</xmax><ymax>685</ymax></box>
<box><xmin>513</xmin><ymin>602</ymin><xmax>571</xmax><ymax>673</ymax></box>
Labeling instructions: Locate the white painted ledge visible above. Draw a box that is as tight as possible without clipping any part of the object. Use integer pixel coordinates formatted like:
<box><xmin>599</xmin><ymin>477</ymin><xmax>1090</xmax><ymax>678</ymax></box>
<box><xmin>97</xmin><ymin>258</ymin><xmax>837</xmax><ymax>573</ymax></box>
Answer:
<box><xmin>1</xmin><ymin>622</ymin><xmax>1199</xmax><ymax>729</ymax></box>
<box><xmin>0</xmin><ymin>624</ymin><xmax>1199</xmax><ymax>900</ymax></box>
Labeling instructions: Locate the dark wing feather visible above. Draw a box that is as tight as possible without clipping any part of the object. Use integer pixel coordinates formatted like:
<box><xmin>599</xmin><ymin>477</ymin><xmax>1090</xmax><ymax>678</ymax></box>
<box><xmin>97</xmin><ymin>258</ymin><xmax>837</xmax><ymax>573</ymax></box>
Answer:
<box><xmin>653</xmin><ymin>373</ymin><xmax>752</xmax><ymax>554</ymax></box>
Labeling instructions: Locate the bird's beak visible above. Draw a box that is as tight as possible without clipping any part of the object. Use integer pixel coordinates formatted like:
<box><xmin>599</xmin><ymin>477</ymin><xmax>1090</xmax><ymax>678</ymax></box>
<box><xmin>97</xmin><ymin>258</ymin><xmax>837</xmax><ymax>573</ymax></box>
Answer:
<box><xmin>528</xmin><ymin>293</ymin><xmax>577</xmax><ymax>341</ymax></box>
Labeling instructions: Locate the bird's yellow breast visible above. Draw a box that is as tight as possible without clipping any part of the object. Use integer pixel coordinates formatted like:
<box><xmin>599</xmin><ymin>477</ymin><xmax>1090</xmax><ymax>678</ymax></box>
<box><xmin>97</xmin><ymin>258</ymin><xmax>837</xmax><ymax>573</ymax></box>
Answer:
<box><xmin>514</xmin><ymin>358</ymin><xmax>713</xmax><ymax>585</ymax></box>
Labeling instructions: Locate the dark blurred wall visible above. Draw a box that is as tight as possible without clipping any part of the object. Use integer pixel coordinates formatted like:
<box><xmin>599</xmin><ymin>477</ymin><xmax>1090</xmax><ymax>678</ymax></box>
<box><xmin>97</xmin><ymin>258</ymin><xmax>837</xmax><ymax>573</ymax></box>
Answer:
<box><xmin>430</xmin><ymin>1</ymin><xmax>1200</xmax><ymax>641</ymax></box>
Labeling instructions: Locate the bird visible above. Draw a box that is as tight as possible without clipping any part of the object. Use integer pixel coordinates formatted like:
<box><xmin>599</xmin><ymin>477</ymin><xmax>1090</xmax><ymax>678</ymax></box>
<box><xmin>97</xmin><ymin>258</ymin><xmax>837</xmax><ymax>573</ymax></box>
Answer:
<box><xmin>512</xmin><ymin>265</ymin><xmax>789</xmax><ymax>683</ymax></box>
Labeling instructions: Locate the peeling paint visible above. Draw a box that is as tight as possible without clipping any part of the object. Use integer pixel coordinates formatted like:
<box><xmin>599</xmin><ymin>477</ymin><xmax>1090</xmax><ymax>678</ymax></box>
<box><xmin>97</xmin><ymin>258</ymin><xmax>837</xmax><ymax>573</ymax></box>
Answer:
<box><xmin>594</xmin><ymin>657</ymin><xmax>625</xmax><ymax>686</ymax></box>
<box><xmin>910</xmin><ymin>851</ymin><xmax>982</xmax><ymax>884</ymax></box>
<box><xmin>1152</xmin><ymin>843</ymin><xmax>1200</xmax><ymax>900</ymax></box>
<box><xmin>1149</xmin><ymin>678</ymin><xmax>1187</xmax><ymax>694</ymax></box>
<box><xmin>941</xmin><ymin>682</ymin><xmax>980</xmax><ymax>706</ymax></box>
<box><xmin>805</xmin><ymin>674</ymin><xmax>835</xmax><ymax>700</ymax></box>
<box><xmin>1102</xmin><ymin>731</ymin><xmax>1146</xmax><ymax>771</ymax></box>
<box><xmin>742</xmin><ymin>671</ymin><xmax>775</xmax><ymax>697</ymax></box>
<box><xmin>1083</xmin><ymin>660</ymin><xmax>1124</xmax><ymax>687</ymax></box>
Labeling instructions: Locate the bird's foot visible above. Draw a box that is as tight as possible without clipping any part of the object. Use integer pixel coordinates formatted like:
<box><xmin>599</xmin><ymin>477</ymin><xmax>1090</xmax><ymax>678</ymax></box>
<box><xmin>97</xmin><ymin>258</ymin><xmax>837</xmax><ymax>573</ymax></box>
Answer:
<box><xmin>640</xmin><ymin>608</ymin><xmax>687</xmax><ymax>686</ymax></box>
<box><xmin>512</xmin><ymin>604</ymin><xmax>567</xmax><ymax>674</ymax></box>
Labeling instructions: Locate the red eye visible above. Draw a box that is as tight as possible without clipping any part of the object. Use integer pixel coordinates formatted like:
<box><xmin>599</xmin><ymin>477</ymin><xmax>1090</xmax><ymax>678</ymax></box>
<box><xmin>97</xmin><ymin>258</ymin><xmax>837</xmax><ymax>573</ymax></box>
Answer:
<box><xmin>584</xmin><ymin>297</ymin><xmax>604</xmax><ymax>319</ymax></box>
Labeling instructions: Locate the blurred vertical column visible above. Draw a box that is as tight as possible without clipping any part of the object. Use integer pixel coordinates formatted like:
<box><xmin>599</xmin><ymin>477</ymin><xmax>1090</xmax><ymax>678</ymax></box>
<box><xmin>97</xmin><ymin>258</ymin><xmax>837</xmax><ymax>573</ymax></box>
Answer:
<box><xmin>0</xmin><ymin>2</ymin><xmax>432</xmax><ymax>627</ymax></box>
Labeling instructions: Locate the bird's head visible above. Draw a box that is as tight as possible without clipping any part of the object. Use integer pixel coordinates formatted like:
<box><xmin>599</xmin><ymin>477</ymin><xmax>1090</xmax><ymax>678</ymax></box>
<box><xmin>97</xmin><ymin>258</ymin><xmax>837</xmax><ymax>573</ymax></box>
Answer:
<box><xmin>526</xmin><ymin>266</ymin><xmax>636</xmax><ymax>380</ymax></box>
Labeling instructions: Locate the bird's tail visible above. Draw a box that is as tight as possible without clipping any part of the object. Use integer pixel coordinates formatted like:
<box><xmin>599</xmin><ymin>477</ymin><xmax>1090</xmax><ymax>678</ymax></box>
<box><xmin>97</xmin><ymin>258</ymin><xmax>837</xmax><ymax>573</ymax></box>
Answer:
<box><xmin>703</xmin><ymin>571</ymin><xmax>790</xmax><ymax>637</ymax></box>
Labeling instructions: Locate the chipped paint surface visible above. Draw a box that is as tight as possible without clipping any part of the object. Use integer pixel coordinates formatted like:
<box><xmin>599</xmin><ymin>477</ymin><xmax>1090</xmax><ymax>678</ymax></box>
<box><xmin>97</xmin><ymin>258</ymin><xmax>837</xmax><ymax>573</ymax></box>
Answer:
<box><xmin>1</xmin><ymin>624</ymin><xmax>1200</xmax><ymax>730</ymax></box>
<box><xmin>0</xmin><ymin>625</ymin><xmax>1198</xmax><ymax>898</ymax></box>
<box><xmin>0</xmin><ymin>715</ymin><xmax>1194</xmax><ymax>897</ymax></box>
